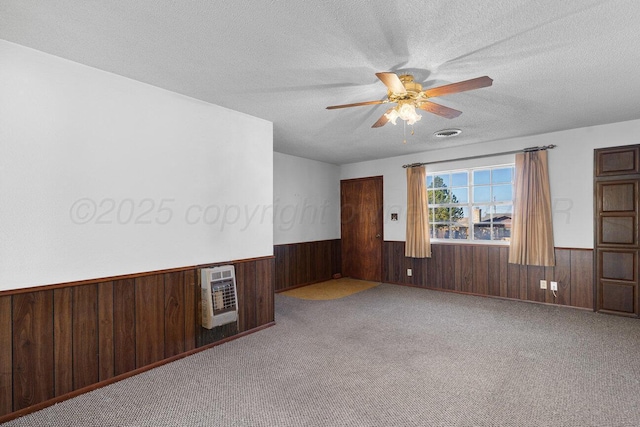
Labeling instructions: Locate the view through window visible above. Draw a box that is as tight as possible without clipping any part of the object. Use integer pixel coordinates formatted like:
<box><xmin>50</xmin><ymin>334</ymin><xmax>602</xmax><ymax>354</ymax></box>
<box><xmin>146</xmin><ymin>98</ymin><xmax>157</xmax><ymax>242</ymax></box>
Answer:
<box><xmin>426</xmin><ymin>165</ymin><xmax>515</xmax><ymax>242</ymax></box>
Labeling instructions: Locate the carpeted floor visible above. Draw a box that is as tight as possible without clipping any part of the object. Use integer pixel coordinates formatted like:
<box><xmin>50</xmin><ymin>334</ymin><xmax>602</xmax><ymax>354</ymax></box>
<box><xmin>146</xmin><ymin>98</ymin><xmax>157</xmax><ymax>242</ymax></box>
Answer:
<box><xmin>3</xmin><ymin>284</ymin><xmax>640</xmax><ymax>426</ymax></box>
<box><xmin>279</xmin><ymin>277</ymin><xmax>379</xmax><ymax>300</ymax></box>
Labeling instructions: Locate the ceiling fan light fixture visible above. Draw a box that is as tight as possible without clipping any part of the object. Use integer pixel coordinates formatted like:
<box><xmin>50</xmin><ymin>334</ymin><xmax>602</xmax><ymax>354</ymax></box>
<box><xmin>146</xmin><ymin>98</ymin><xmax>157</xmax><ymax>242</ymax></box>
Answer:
<box><xmin>385</xmin><ymin>103</ymin><xmax>422</xmax><ymax>126</ymax></box>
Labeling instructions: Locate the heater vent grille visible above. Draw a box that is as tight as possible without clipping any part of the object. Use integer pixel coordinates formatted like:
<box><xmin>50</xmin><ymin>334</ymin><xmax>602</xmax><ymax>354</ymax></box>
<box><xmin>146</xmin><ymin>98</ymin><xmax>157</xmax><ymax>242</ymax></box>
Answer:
<box><xmin>201</xmin><ymin>266</ymin><xmax>238</xmax><ymax>329</ymax></box>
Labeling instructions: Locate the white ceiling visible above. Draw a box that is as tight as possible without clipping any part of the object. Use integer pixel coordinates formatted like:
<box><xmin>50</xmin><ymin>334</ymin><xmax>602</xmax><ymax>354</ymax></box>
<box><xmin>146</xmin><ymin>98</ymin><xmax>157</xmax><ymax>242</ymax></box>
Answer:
<box><xmin>2</xmin><ymin>0</ymin><xmax>640</xmax><ymax>165</ymax></box>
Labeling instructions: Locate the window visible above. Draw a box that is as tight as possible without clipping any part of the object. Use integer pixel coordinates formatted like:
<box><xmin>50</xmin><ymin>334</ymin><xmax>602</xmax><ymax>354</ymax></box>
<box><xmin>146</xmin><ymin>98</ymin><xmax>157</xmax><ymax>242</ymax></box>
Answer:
<box><xmin>426</xmin><ymin>165</ymin><xmax>515</xmax><ymax>242</ymax></box>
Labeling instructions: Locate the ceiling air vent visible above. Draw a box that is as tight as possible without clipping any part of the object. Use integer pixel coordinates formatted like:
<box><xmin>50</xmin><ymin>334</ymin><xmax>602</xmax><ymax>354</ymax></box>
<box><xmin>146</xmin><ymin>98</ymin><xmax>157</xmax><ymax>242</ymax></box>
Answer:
<box><xmin>434</xmin><ymin>128</ymin><xmax>462</xmax><ymax>138</ymax></box>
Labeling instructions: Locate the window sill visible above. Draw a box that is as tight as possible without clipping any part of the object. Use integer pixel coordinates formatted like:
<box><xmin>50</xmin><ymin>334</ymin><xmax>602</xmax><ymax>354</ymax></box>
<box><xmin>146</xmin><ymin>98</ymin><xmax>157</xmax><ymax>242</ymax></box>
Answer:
<box><xmin>430</xmin><ymin>239</ymin><xmax>510</xmax><ymax>247</ymax></box>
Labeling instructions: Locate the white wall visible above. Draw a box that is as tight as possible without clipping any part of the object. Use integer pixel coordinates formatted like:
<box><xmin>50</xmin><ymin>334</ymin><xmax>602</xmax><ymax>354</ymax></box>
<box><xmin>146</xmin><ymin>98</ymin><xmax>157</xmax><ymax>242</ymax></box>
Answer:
<box><xmin>273</xmin><ymin>152</ymin><xmax>340</xmax><ymax>245</ymax></box>
<box><xmin>0</xmin><ymin>40</ymin><xmax>273</xmax><ymax>290</ymax></box>
<box><xmin>341</xmin><ymin>118</ymin><xmax>640</xmax><ymax>248</ymax></box>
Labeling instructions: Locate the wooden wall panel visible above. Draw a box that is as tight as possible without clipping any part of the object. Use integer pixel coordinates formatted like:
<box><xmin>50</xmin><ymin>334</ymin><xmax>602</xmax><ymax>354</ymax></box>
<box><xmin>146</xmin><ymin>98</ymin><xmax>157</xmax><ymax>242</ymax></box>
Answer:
<box><xmin>425</xmin><ymin>256</ymin><xmax>433</xmax><ymax>287</ymax></box>
<box><xmin>384</xmin><ymin>241</ymin><xmax>402</xmax><ymax>284</ymax></box>
<box><xmin>164</xmin><ymin>272</ymin><xmax>185</xmax><ymax>358</ymax></box>
<box><xmin>113</xmin><ymin>279</ymin><xmax>136</xmax><ymax>376</ymax></box>
<box><xmin>544</xmin><ymin>265</ymin><xmax>556</xmax><ymax>305</ymax></box>
<box><xmin>487</xmin><ymin>247</ymin><xmax>501</xmax><ymax>296</ymax></box>
<box><xmin>236</xmin><ymin>261</ymin><xmax>257</xmax><ymax>332</ymax></box>
<box><xmin>286</xmin><ymin>245</ymin><xmax>296</xmax><ymax>289</ymax></box>
<box><xmin>458</xmin><ymin>246</ymin><xmax>474</xmax><ymax>293</ymax></box>
<box><xmin>183</xmin><ymin>269</ymin><xmax>197</xmax><ymax>352</ymax></box>
<box><xmin>506</xmin><ymin>260</ymin><xmax>521</xmax><ymax>299</ymax></box>
<box><xmin>332</xmin><ymin>239</ymin><xmax>342</xmax><ymax>276</ymax></box>
<box><xmin>499</xmin><ymin>247</ymin><xmax>509</xmax><ymax>297</ymax></box>
<box><xmin>427</xmin><ymin>246</ymin><xmax>439</xmax><ymax>288</ymax></box>
<box><xmin>53</xmin><ymin>288</ymin><xmax>73</xmax><ymax>396</ymax></box>
<box><xmin>256</xmin><ymin>258</ymin><xmax>275</xmax><ymax>326</ymax></box>
<box><xmin>135</xmin><ymin>275</ymin><xmax>165</xmax><ymax>367</ymax></box>
<box><xmin>440</xmin><ymin>245</ymin><xmax>456</xmax><ymax>291</ymax></box>
<box><xmin>274</xmin><ymin>239</ymin><xmax>341</xmax><ymax>292</ymax></box>
<box><xmin>0</xmin><ymin>296</ymin><xmax>12</xmax><ymax>415</ymax></box>
<box><xmin>454</xmin><ymin>246</ymin><xmax>463</xmax><ymax>292</ymax></box>
<box><xmin>403</xmin><ymin>253</ymin><xmax>415</xmax><ymax>286</ymax></box>
<box><xmin>527</xmin><ymin>265</ymin><xmax>545</xmax><ymax>303</ymax></box>
<box><xmin>98</xmin><ymin>282</ymin><xmax>115</xmax><ymax>382</ymax></box>
<box><xmin>553</xmin><ymin>249</ymin><xmax>572</xmax><ymax>305</ymax></box>
<box><xmin>409</xmin><ymin>249</ymin><xmax>421</xmax><ymax>287</ymax></box>
<box><xmin>274</xmin><ymin>245</ymin><xmax>288</xmax><ymax>290</ymax></box>
<box><xmin>571</xmin><ymin>249</ymin><xmax>594</xmax><ymax>309</ymax></box>
<box><xmin>473</xmin><ymin>246</ymin><xmax>489</xmax><ymax>295</ymax></box>
<box><xmin>12</xmin><ymin>291</ymin><xmax>54</xmax><ymax>411</ymax></box>
<box><xmin>392</xmin><ymin>242</ymin><xmax>407</xmax><ymax>282</ymax></box>
<box><xmin>518</xmin><ymin>264</ymin><xmax>528</xmax><ymax>302</ymax></box>
<box><xmin>384</xmin><ymin>242</ymin><xmax>594</xmax><ymax>310</ymax></box>
<box><xmin>73</xmin><ymin>284</ymin><xmax>99</xmax><ymax>390</ymax></box>
<box><xmin>296</xmin><ymin>243</ymin><xmax>311</xmax><ymax>285</ymax></box>
<box><xmin>315</xmin><ymin>240</ymin><xmax>330</xmax><ymax>283</ymax></box>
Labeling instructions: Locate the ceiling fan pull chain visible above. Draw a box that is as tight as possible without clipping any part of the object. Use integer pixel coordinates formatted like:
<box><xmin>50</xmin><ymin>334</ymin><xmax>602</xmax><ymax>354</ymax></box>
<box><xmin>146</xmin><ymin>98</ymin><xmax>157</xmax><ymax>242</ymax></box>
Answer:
<box><xmin>403</xmin><ymin>121</ymin><xmax>407</xmax><ymax>144</ymax></box>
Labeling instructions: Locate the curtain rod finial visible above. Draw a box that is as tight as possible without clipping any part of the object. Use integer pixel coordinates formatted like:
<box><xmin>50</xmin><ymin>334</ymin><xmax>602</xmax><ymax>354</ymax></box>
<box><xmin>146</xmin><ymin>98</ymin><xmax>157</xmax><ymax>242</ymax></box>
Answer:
<box><xmin>403</xmin><ymin>162</ymin><xmax>425</xmax><ymax>169</ymax></box>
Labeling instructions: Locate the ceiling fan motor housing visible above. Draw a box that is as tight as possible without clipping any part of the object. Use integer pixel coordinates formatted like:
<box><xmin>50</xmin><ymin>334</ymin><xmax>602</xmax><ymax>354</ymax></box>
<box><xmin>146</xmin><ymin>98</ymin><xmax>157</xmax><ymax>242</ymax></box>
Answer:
<box><xmin>389</xmin><ymin>74</ymin><xmax>423</xmax><ymax>103</ymax></box>
<box><xmin>399</xmin><ymin>74</ymin><xmax>423</xmax><ymax>93</ymax></box>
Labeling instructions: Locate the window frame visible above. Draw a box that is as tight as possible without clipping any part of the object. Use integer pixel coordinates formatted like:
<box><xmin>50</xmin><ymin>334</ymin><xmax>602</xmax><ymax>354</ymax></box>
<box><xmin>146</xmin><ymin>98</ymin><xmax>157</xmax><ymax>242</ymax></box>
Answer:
<box><xmin>426</xmin><ymin>163</ymin><xmax>515</xmax><ymax>245</ymax></box>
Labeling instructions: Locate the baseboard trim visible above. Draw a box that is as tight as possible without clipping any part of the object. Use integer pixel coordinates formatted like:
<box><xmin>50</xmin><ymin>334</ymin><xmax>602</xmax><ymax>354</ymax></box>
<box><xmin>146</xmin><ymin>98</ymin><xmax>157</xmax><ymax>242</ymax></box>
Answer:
<box><xmin>386</xmin><ymin>281</ymin><xmax>594</xmax><ymax>312</ymax></box>
<box><xmin>0</xmin><ymin>321</ymin><xmax>276</xmax><ymax>424</ymax></box>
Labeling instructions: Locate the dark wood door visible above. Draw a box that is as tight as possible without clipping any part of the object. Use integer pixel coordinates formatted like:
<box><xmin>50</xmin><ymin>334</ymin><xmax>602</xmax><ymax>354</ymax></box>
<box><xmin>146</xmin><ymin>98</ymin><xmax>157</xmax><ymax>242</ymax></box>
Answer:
<box><xmin>341</xmin><ymin>176</ymin><xmax>383</xmax><ymax>281</ymax></box>
<box><xmin>594</xmin><ymin>145</ymin><xmax>640</xmax><ymax>317</ymax></box>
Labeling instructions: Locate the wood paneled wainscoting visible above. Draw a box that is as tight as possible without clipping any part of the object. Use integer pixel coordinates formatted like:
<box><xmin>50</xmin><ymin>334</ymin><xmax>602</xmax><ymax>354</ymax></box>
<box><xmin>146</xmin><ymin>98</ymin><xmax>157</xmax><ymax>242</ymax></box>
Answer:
<box><xmin>0</xmin><ymin>257</ymin><xmax>274</xmax><ymax>422</ymax></box>
<box><xmin>384</xmin><ymin>241</ymin><xmax>594</xmax><ymax>309</ymax></box>
<box><xmin>274</xmin><ymin>239</ymin><xmax>341</xmax><ymax>292</ymax></box>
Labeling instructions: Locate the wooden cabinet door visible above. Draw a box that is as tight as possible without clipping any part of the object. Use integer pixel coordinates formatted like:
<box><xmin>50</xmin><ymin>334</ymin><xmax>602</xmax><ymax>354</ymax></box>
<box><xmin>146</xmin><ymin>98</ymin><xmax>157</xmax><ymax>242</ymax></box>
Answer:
<box><xmin>595</xmin><ymin>145</ymin><xmax>639</xmax><ymax>317</ymax></box>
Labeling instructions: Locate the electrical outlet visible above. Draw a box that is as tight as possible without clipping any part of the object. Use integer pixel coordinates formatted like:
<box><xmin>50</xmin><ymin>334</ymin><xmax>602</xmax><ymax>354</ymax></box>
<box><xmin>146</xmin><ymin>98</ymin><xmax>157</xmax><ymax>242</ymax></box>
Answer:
<box><xmin>407</xmin><ymin>268</ymin><xmax>412</xmax><ymax>277</ymax></box>
<box><xmin>550</xmin><ymin>281</ymin><xmax>558</xmax><ymax>291</ymax></box>
<box><xmin>540</xmin><ymin>280</ymin><xmax>547</xmax><ymax>290</ymax></box>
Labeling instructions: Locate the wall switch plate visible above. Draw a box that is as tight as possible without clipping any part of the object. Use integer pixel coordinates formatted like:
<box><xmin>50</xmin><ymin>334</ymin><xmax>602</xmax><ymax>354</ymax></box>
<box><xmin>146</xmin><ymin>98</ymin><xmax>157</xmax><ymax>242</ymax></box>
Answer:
<box><xmin>540</xmin><ymin>280</ymin><xmax>547</xmax><ymax>289</ymax></box>
<box><xmin>550</xmin><ymin>281</ymin><xmax>558</xmax><ymax>291</ymax></box>
<box><xmin>407</xmin><ymin>269</ymin><xmax>412</xmax><ymax>277</ymax></box>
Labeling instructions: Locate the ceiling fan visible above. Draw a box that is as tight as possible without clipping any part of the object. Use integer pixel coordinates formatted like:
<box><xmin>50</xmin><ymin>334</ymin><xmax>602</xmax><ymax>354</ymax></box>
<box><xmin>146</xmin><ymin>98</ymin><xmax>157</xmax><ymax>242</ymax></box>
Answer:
<box><xmin>326</xmin><ymin>73</ymin><xmax>493</xmax><ymax>128</ymax></box>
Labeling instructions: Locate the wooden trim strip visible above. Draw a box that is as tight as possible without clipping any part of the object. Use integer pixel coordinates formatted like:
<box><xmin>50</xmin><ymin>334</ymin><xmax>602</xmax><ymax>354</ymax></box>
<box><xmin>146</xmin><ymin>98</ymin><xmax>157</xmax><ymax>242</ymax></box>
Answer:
<box><xmin>554</xmin><ymin>247</ymin><xmax>593</xmax><ymax>252</ymax></box>
<box><xmin>0</xmin><ymin>321</ymin><xmax>276</xmax><ymax>424</ymax></box>
<box><xmin>274</xmin><ymin>238</ymin><xmax>341</xmax><ymax>247</ymax></box>
<box><xmin>0</xmin><ymin>256</ymin><xmax>275</xmax><ymax>297</ymax></box>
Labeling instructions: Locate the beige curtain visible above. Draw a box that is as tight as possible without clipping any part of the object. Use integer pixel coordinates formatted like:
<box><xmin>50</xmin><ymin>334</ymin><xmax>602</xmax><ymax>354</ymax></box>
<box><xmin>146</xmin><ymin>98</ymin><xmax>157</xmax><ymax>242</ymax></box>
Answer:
<box><xmin>405</xmin><ymin>166</ymin><xmax>431</xmax><ymax>258</ymax></box>
<box><xmin>509</xmin><ymin>150</ymin><xmax>555</xmax><ymax>266</ymax></box>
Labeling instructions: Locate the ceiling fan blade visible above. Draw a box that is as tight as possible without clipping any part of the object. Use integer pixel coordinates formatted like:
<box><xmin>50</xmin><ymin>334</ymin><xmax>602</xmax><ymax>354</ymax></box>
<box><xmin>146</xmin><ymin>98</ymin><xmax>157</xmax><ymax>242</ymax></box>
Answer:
<box><xmin>371</xmin><ymin>109</ymin><xmax>393</xmax><ymax>128</ymax></box>
<box><xmin>326</xmin><ymin>100</ymin><xmax>385</xmax><ymax>110</ymax></box>
<box><xmin>375</xmin><ymin>72</ymin><xmax>406</xmax><ymax>94</ymax></box>
<box><xmin>418</xmin><ymin>101</ymin><xmax>463</xmax><ymax>119</ymax></box>
<box><xmin>424</xmin><ymin>76</ymin><xmax>493</xmax><ymax>98</ymax></box>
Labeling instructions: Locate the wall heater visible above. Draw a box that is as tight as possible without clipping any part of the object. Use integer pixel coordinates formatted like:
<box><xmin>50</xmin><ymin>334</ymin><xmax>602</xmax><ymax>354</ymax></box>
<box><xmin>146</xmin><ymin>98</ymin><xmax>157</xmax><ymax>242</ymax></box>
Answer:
<box><xmin>200</xmin><ymin>266</ymin><xmax>238</xmax><ymax>329</ymax></box>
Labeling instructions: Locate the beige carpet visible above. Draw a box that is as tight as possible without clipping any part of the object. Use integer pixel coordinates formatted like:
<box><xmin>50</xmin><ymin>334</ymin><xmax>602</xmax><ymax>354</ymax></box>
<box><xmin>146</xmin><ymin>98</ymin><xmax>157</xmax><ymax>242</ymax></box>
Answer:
<box><xmin>279</xmin><ymin>277</ymin><xmax>379</xmax><ymax>300</ymax></box>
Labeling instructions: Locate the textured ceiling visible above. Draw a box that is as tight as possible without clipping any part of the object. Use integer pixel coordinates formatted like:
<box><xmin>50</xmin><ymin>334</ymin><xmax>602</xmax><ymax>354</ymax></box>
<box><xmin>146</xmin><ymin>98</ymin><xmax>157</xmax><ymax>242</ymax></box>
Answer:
<box><xmin>2</xmin><ymin>0</ymin><xmax>640</xmax><ymax>164</ymax></box>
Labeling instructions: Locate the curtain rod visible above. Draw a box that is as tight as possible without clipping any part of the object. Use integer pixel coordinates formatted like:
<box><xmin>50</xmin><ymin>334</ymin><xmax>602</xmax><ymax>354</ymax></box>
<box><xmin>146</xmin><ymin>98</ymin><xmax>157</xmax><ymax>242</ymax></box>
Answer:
<box><xmin>402</xmin><ymin>144</ymin><xmax>556</xmax><ymax>168</ymax></box>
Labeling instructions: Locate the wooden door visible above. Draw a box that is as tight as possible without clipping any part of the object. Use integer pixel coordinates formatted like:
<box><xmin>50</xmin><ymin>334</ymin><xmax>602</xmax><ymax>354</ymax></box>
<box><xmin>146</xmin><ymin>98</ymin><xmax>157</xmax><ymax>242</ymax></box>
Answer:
<box><xmin>341</xmin><ymin>176</ymin><xmax>383</xmax><ymax>281</ymax></box>
<box><xmin>594</xmin><ymin>145</ymin><xmax>640</xmax><ymax>317</ymax></box>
